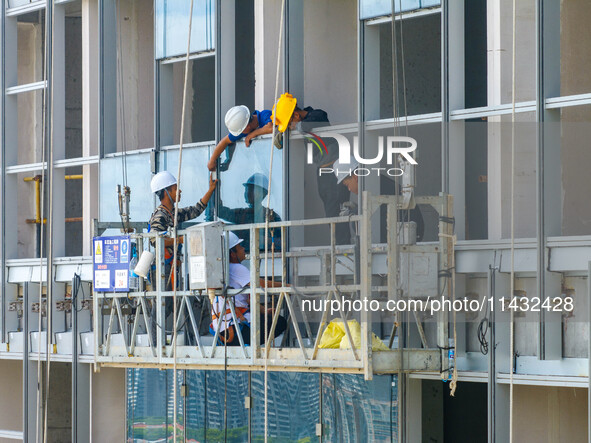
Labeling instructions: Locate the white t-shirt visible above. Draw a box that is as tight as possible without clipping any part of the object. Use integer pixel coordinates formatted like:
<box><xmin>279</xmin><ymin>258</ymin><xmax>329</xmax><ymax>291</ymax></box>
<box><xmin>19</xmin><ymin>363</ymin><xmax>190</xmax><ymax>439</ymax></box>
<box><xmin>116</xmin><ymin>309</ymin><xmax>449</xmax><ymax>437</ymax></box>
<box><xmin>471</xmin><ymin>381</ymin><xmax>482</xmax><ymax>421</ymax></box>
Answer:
<box><xmin>211</xmin><ymin>263</ymin><xmax>252</xmax><ymax>332</ymax></box>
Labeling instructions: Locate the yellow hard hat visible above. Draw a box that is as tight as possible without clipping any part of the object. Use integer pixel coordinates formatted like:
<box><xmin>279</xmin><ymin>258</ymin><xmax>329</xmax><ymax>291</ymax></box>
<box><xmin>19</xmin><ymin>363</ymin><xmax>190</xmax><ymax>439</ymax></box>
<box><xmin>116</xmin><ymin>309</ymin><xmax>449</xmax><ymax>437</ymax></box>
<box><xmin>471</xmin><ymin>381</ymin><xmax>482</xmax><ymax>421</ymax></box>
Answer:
<box><xmin>272</xmin><ymin>93</ymin><xmax>297</xmax><ymax>133</ymax></box>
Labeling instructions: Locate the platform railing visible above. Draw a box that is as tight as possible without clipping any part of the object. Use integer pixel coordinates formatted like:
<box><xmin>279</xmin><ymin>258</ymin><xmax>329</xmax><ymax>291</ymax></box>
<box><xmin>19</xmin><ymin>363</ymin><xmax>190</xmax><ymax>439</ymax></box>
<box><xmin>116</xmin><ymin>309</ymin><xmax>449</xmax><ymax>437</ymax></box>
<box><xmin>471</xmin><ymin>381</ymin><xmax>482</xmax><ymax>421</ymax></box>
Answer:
<box><xmin>93</xmin><ymin>192</ymin><xmax>453</xmax><ymax>378</ymax></box>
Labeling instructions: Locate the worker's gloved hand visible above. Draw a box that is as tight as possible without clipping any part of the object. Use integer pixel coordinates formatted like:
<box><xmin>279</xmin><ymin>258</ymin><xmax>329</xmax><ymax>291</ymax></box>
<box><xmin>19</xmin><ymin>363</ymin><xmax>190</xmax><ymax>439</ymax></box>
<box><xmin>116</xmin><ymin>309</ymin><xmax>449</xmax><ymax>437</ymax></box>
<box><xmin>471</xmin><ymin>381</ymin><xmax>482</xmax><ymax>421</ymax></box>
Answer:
<box><xmin>273</xmin><ymin>132</ymin><xmax>283</xmax><ymax>150</ymax></box>
<box><xmin>339</xmin><ymin>202</ymin><xmax>356</xmax><ymax>217</ymax></box>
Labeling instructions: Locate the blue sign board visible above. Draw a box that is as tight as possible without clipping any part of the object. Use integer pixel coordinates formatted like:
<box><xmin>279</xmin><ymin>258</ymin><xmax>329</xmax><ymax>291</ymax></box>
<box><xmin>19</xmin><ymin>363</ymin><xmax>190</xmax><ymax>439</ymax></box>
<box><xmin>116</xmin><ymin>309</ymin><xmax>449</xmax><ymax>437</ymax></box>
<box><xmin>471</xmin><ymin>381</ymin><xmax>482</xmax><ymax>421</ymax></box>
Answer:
<box><xmin>93</xmin><ymin>236</ymin><xmax>131</xmax><ymax>292</ymax></box>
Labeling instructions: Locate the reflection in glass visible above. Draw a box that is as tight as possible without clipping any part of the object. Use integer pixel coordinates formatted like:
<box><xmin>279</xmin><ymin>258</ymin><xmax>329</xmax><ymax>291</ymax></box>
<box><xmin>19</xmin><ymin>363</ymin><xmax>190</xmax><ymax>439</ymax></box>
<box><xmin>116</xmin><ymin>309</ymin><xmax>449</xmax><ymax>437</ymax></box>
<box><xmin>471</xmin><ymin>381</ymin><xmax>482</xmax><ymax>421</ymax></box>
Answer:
<box><xmin>155</xmin><ymin>0</ymin><xmax>215</xmax><ymax>59</ymax></box>
<box><xmin>251</xmin><ymin>372</ymin><xmax>320</xmax><ymax>442</ymax></box>
<box><xmin>218</xmin><ymin>139</ymin><xmax>283</xmax><ymax>253</ymax></box>
<box><xmin>322</xmin><ymin>374</ymin><xmax>395</xmax><ymax>441</ymax></box>
<box><xmin>126</xmin><ymin>369</ymin><xmax>169</xmax><ymax>442</ymax></box>
<box><xmin>127</xmin><ymin>370</ymin><xmax>399</xmax><ymax>441</ymax></box>
<box><xmin>205</xmin><ymin>371</ymin><xmax>249</xmax><ymax>442</ymax></box>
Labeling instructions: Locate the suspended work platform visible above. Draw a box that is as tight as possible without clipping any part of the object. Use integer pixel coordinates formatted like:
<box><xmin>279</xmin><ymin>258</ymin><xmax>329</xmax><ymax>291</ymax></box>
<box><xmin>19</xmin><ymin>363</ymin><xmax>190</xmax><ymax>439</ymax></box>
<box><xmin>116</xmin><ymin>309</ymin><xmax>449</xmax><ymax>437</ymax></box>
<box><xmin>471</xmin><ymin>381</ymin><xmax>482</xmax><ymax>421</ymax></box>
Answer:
<box><xmin>93</xmin><ymin>192</ymin><xmax>454</xmax><ymax>379</ymax></box>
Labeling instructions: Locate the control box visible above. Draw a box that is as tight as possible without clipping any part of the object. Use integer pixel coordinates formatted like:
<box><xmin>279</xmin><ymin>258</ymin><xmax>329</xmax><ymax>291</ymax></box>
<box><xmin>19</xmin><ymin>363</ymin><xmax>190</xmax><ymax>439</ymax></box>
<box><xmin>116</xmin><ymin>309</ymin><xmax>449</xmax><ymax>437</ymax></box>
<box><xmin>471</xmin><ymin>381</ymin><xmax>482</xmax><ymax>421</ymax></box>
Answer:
<box><xmin>186</xmin><ymin>221</ymin><xmax>224</xmax><ymax>290</ymax></box>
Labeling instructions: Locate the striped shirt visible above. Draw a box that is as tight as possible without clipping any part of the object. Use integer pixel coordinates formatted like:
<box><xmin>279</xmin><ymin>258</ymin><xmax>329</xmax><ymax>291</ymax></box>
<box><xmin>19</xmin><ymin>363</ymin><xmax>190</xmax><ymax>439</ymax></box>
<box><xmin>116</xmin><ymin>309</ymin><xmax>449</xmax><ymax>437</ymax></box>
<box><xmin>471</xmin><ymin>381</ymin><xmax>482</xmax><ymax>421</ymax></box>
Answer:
<box><xmin>148</xmin><ymin>201</ymin><xmax>207</xmax><ymax>255</ymax></box>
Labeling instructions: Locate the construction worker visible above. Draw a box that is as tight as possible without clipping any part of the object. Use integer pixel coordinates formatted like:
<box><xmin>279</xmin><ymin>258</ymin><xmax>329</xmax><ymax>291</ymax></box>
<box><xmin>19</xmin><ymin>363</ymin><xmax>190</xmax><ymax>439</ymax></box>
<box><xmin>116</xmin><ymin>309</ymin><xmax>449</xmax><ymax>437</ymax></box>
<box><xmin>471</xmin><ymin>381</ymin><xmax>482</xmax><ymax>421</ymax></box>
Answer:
<box><xmin>148</xmin><ymin>171</ymin><xmax>218</xmax><ymax>342</ymax></box>
<box><xmin>149</xmin><ymin>171</ymin><xmax>218</xmax><ymax>283</ymax></box>
<box><xmin>210</xmin><ymin>232</ymin><xmax>287</xmax><ymax>346</ymax></box>
<box><xmin>217</xmin><ymin>173</ymin><xmax>281</xmax><ymax>253</ymax></box>
<box><xmin>273</xmin><ymin>93</ymin><xmax>351</xmax><ymax>244</ymax></box>
<box><xmin>333</xmin><ymin>160</ymin><xmax>425</xmax><ymax>242</ymax></box>
<box><xmin>207</xmin><ymin>105</ymin><xmax>274</xmax><ymax>171</ymax></box>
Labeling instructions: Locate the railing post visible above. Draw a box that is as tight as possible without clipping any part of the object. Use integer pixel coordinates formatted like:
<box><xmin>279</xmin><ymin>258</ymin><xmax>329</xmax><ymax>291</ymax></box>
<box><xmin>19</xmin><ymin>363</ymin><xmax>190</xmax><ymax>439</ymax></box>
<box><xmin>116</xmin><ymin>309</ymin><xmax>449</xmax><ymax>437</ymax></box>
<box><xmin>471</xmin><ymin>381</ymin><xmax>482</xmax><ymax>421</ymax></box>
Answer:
<box><xmin>360</xmin><ymin>191</ymin><xmax>373</xmax><ymax>380</ymax></box>
<box><xmin>156</xmin><ymin>235</ymin><xmax>164</xmax><ymax>361</ymax></box>
<box><xmin>250</xmin><ymin>227</ymin><xmax>260</xmax><ymax>360</ymax></box>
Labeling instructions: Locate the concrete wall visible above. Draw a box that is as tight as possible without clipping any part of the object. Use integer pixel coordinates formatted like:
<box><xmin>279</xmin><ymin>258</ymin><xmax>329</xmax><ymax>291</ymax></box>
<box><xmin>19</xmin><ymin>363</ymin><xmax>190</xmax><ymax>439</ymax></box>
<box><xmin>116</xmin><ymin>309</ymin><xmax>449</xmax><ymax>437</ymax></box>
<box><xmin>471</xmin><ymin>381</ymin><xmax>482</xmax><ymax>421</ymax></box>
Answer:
<box><xmin>116</xmin><ymin>0</ymin><xmax>154</xmax><ymax>152</ymax></box>
<box><xmin>514</xmin><ymin>386</ymin><xmax>588</xmax><ymax>442</ymax></box>
<box><xmin>487</xmin><ymin>0</ymin><xmax>537</xmax><ymax>240</ymax></box>
<box><xmin>92</xmin><ymin>367</ymin><xmax>126</xmax><ymax>442</ymax></box>
<box><xmin>0</xmin><ymin>361</ymin><xmax>23</xmax><ymax>436</ymax></box>
<box><xmin>560</xmin><ymin>0</ymin><xmax>591</xmax><ymax>235</ymax></box>
<box><xmin>302</xmin><ymin>0</ymin><xmax>357</xmax><ymax>125</ymax></box>
<box><xmin>65</xmin><ymin>17</ymin><xmax>84</xmax><ymax>256</ymax></box>
<box><xmin>379</xmin><ymin>14</ymin><xmax>441</xmax><ymax>119</ymax></box>
<box><xmin>16</xmin><ymin>22</ymin><xmax>43</xmax><ymax>259</ymax></box>
<box><xmin>47</xmin><ymin>363</ymin><xmax>72</xmax><ymax>442</ymax></box>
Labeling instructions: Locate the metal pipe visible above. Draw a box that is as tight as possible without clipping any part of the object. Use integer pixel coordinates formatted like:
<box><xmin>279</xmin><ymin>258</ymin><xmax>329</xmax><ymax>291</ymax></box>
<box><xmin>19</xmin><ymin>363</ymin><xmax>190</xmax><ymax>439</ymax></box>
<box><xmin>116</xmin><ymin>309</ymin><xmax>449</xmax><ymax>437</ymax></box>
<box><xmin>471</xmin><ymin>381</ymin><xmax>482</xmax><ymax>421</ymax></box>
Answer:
<box><xmin>71</xmin><ymin>275</ymin><xmax>78</xmax><ymax>442</ymax></box>
<box><xmin>441</xmin><ymin>0</ymin><xmax>450</xmax><ymax>193</ymax></box>
<box><xmin>22</xmin><ymin>282</ymin><xmax>29</xmax><ymax>442</ymax></box>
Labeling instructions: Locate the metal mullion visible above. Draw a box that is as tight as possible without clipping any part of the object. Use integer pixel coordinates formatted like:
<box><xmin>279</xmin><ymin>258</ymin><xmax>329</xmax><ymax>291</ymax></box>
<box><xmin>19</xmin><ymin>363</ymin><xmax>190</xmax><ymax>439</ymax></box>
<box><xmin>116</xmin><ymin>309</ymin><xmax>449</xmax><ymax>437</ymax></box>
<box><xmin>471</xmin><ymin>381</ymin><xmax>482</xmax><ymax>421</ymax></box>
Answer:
<box><xmin>1</xmin><ymin>0</ymin><xmax>6</xmax><ymax>345</ymax></box>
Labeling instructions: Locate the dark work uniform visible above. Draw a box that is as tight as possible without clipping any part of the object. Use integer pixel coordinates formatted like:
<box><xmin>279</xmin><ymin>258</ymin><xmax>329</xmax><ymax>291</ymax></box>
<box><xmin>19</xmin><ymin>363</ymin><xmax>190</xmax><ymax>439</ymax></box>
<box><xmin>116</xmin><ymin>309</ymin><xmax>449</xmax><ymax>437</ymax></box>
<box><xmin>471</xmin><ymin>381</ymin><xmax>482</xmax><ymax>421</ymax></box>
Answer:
<box><xmin>298</xmin><ymin>107</ymin><xmax>351</xmax><ymax>244</ymax></box>
<box><xmin>148</xmin><ymin>201</ymin><xmax>209</xmax><ymax>341</ymax></box>
<box><xmin>149</xmin><ymin>201</ymin><xmax>208</xmax><ymax>287</ymax></box>
<box><xmin>217</xmin><ymin>205</ymin><xmax>282</xmax><ymax>254</ymax></box>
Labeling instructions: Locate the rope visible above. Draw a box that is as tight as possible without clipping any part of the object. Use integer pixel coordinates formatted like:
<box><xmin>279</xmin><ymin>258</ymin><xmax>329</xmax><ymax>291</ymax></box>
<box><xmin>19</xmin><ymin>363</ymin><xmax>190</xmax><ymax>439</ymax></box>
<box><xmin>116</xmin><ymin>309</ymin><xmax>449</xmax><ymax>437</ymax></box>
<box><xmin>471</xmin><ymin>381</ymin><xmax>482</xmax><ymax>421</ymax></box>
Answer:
<box><xmin>36</xmin><ymin>5</ymin><xmax>50</xmax><ymax>439</ymax></box>
<box><xmin>115</xmin><ymin>0</ymin><xmax>128</xmax><ymax>188</ymax></box>
<box><xmin>509</xmin><ymin>0</ymin><xmax>517</xmax><ymax>440</ymax></box>
<box><xmin>171</xmin><ymin>0</ymin><xmax>195</xmax><ymax>441</ymax></box>
<box><xmin>43</xmin><ymin>1</ymin><xmax>57</xmax><ymax>440</ymax></box>
<box><xmin>263</xmin><ymin>1</ymin><xmax>286</xmax><ymax>440</ymax></box>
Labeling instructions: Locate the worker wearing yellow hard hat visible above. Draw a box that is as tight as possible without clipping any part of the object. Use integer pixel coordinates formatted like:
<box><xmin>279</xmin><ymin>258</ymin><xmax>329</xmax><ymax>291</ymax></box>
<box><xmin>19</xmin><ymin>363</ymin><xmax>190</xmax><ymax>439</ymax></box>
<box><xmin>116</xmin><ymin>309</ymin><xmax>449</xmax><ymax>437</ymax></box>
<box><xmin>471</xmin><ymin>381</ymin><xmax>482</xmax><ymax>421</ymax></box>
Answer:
<box><xmin>272</xmin><ymin>92</ymin><xmax>298</xmax><ymax>133</ymax></box>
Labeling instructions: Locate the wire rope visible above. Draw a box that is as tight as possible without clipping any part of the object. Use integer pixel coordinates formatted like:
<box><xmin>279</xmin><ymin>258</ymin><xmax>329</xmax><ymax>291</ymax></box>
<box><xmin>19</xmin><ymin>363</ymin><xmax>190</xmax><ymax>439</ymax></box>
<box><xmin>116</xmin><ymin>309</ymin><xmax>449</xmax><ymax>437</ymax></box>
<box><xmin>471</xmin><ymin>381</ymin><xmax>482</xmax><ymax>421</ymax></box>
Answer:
<box><xmin>170</xmin><ymin>0</ymin><xmax>195</xmax><ymax>441</ymax></box>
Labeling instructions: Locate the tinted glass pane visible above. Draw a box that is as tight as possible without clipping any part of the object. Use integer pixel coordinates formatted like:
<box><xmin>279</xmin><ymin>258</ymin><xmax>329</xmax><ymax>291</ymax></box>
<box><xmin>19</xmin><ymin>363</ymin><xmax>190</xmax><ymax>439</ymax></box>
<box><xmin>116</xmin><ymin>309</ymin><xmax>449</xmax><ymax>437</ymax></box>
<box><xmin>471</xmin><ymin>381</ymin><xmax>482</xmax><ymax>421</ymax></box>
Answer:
<box><xmin>184</xmin><ymin>371</ymin><xmax>207</xmax><ymax>442</ymax></box>
<box><xmin>361</xmin><ymin>0</ymin><xmax>442</xmax><ymax>20</ymax></box>
<box><xmin>322</xmin><ymin>374</ymin><xmax>395</xmax><ymax>441</ymax></box>
<box><xmin>205</xmin><ymin>371</ymin><xmax>249</xmax><ymax>442</ymax></box>
<box><xmin>251</xmin><ymin>372</ymin><xmax>320</xmax><ymax>442</ymax></box>
<box><xmin>99</xmin><ymin>153</ymin><xmax>154</xmax><ymax>224</ymax></box>
<box><xmin>127</xmin><ymin>368</ymin><xmax>169</xmax><ymax>442</ymax></box>
<box><xmin>159</xmin><ymin>147</ymin><xmax>214</xmax><ymax>224</ymax></box>
<box><xmin>155</xmin><ymin>0</ymin><xmax>215</xmax><ymax>59</ymax></box>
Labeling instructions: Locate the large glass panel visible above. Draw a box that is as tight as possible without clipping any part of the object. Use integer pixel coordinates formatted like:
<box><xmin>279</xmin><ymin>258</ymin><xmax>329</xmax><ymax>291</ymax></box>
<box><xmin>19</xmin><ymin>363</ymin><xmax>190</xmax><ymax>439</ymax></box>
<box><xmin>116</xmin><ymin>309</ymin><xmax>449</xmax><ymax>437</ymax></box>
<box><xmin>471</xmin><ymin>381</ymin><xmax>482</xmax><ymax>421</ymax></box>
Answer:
<box><xmin>155</xmin><ymin>0</ymin><xmax>215</xmax><ymax>59</ymax></box>
<box><xmin>322</xmin><ymin>374</ymin><xmax>395</xmax><ymax>441</ymax></box>
<box><xmin>159</xmin><ymin>146</ymin><xmax>214</xmax><ymax>225</ymax></box>
<box><xmin>360</xmin><ymin>0</ymin><xmax>440</xmax><ymax>20</ymax></box>
<box><xmin>185</xmin><ymin>371</ymin><xmax>207</xmax><ymax>442</ymax></box>
<box><xmin>252</xmin><ymin>372</ymin><xmax>320</xmax><ymax>442</ymax></box>
<box><xmin>205</xmin><ymin>371</ymin><xmax>249</xmax><ymax>442</ymax></box>
<box><xmin>217</xmin><ymin>139</ymin><xmax>283</xmax><ymax>253</ymax></box>
<box><xmin>99</xmin><ymin>153</ymin><xmax>154</xmax><ymax>224</ymax></box>
<box><xmin>127</xmin><ymin>368</ymin><xmax>169</xmax><ymax>442</ymax></box>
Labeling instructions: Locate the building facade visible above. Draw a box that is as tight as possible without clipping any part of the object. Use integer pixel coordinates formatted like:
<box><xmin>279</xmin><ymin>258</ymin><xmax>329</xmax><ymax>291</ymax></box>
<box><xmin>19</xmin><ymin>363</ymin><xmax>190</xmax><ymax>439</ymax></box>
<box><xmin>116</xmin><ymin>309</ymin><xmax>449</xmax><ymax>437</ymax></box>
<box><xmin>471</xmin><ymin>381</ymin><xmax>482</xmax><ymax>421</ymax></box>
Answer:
<box><xmin>1</xmin><ymin>0</ymin><xmax>591</xmax><ymax>441</ymax></box>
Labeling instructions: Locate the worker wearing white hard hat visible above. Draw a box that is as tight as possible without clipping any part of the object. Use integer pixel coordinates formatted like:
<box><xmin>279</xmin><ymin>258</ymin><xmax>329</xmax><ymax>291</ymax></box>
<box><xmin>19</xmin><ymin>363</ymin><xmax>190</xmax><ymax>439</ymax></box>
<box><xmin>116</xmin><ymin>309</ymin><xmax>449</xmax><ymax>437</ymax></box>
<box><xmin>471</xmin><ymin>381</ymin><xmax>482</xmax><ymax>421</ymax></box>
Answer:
<box><xmin>148</xmin><ymin>170</ymin><xmax>218</xmax><ymax>287</ymax></box>
<box><xmin>207</xmin><ymin>105</ymin><xmax>275</xmax><ymax>171</ymax></box>
<box><xmin>210</xmin><ymin>231</ymin><xmax>287</xmax><ymax>346</ymax></box>
<box><xmin>332</xmin><ymin>158</ymin><xmax>360</xmax><ymax>194</ymax></box>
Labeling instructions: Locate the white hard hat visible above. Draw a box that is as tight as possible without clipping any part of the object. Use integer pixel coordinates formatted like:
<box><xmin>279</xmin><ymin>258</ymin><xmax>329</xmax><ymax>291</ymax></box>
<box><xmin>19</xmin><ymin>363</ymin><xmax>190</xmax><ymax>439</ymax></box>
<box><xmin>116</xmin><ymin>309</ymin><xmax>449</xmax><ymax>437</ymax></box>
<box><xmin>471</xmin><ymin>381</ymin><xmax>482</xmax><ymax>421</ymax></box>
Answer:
<box><xmin>333</xmin><ymin>159</ymin><xmax>359</xmax><ymax>184</ymax></box>
<box><xmin>225</xmin><ymin>105</ymin><xmax>251</xmax><ymax>137</ymax></box>
<box><xmin>228</xmin><ymin>232</ymin><xmax>244</xmax><ymax>250</ymax></box>
<box><xmin>150</xmin><ymin>171</ymin><xmax>177</xmax><ymax>193</ymax></box>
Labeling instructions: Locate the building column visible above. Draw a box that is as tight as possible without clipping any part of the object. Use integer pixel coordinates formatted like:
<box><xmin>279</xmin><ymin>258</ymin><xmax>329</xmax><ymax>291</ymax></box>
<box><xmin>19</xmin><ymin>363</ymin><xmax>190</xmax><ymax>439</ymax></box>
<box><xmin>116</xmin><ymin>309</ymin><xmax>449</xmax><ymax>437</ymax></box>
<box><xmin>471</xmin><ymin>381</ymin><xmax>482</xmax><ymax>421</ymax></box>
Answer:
<box><xmin>82</xmin><ymin>0</ymin><xmax>99</xmax><ymax>255</ymax></box>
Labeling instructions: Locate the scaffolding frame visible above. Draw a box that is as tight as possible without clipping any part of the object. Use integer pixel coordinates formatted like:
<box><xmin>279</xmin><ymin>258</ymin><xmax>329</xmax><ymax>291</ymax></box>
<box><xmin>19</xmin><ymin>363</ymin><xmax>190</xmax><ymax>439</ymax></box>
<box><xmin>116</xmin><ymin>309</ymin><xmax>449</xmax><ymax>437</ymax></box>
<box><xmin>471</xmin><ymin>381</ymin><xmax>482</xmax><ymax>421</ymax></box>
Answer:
<box><xmin>93</xmin><ymin>191</ymin><xmax>454</xmax><ymax>379</ymax></box>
